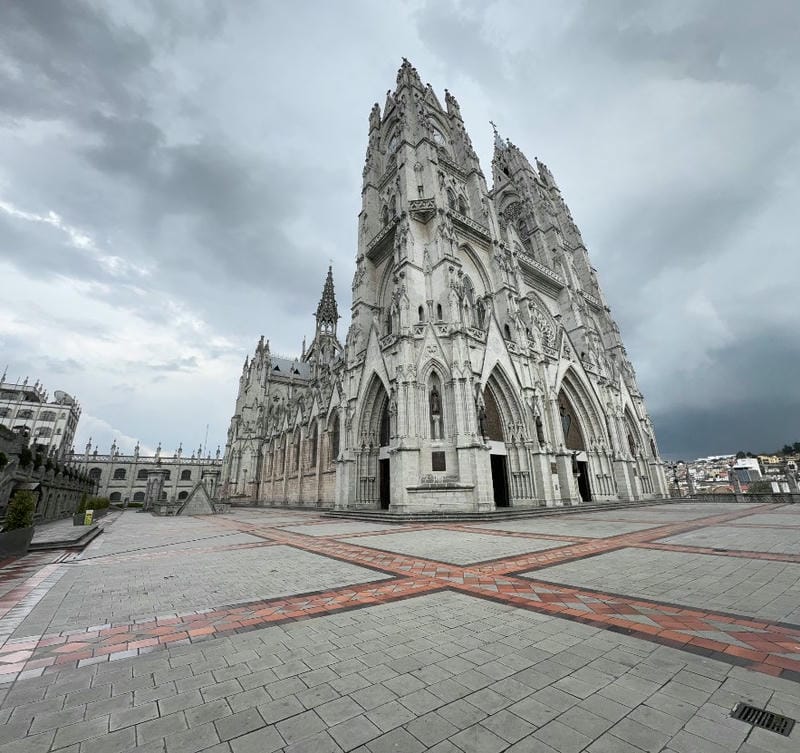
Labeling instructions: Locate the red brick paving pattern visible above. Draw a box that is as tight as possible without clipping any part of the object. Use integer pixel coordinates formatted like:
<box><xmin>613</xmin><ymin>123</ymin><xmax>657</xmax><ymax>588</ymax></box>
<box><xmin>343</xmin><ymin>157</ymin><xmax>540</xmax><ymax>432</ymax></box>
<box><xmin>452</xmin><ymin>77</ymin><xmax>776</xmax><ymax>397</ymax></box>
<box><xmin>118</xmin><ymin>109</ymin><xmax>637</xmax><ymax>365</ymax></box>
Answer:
<box><xmin>2</xmin><ymin>503</ymin><xmax>800</xmax><ymax>684</ymax></box>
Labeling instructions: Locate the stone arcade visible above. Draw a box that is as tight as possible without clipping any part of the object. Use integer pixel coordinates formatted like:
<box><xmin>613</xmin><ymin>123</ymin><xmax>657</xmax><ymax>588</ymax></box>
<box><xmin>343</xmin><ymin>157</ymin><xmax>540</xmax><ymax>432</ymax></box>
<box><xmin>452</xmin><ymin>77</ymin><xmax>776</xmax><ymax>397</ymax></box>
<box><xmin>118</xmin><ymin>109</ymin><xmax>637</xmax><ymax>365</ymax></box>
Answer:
<box><xmin>220</xmin><ymin>60</ymin><xmax>669</xmax><ymax>512</ymax></box>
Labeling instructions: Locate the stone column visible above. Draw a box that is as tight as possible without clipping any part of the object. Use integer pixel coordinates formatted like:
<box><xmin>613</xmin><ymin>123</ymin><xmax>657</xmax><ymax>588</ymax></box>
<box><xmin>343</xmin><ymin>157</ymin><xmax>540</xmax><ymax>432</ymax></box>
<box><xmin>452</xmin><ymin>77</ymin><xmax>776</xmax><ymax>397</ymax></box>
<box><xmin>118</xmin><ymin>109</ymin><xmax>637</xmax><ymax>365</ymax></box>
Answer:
<box><xmin>144</xmin><ymin>469</ymin><xmax>168</xmax><ymax>511</ymax></box>
<box><xmin>555</xmin><ymin>451</ymin><xmax>579</xmax><ymax>504</ymax></box>
<box><xmin>201</xmin><ymin>468</ymin><xmax>221</xmax><ymax>500</ymax></box>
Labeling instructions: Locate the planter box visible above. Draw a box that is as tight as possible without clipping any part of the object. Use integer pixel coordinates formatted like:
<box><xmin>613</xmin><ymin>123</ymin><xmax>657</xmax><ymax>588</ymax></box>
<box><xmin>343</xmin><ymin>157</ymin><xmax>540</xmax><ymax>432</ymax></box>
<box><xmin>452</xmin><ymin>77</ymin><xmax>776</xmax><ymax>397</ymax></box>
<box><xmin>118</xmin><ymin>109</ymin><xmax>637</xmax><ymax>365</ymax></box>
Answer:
<box><xmin>0</xmin><ymin>526</ymin><xmax>35</xmax><ymax>557</ymax></box>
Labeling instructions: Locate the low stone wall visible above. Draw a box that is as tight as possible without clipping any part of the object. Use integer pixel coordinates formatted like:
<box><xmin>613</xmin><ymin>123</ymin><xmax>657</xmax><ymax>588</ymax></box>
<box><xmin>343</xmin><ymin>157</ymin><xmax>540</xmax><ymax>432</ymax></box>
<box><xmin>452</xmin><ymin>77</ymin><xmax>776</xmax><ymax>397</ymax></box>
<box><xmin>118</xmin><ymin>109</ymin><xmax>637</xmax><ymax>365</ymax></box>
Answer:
<box><xmin>688</xmin><ymin>493</ymin><xmax>800</xmax><ymax>504</ymax></box>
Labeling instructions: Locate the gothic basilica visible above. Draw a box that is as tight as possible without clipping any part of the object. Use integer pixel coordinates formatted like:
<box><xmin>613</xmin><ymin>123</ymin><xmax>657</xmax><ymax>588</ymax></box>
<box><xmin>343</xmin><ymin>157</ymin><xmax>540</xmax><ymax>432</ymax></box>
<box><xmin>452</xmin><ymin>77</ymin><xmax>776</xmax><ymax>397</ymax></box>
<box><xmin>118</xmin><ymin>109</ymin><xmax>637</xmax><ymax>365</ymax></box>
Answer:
<box><xmin>220</xmin><ymin>60</ymin><xmax>669</xmax><ymax>511</ymax></box>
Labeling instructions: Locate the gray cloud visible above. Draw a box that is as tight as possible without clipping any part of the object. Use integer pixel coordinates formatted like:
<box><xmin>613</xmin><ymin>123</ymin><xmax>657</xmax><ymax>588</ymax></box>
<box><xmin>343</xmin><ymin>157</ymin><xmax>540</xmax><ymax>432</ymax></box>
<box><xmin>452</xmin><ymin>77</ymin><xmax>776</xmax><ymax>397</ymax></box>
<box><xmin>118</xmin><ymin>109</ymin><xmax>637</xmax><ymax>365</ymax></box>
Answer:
<box><xmin>1</xmin><ymin>0</ymin><xmax>797</xmax><ymax>458</ymax></box>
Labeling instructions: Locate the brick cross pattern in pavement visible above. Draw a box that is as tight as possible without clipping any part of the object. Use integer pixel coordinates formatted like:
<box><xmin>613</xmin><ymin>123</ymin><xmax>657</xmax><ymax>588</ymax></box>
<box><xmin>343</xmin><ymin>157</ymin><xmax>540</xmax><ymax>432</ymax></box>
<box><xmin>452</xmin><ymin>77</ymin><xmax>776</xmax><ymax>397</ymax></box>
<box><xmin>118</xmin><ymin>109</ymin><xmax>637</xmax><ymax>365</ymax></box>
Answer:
<box><xmin>2</xmin><ymin>502</ymin><xmax>799</xmax><ymax>691</ymax></box>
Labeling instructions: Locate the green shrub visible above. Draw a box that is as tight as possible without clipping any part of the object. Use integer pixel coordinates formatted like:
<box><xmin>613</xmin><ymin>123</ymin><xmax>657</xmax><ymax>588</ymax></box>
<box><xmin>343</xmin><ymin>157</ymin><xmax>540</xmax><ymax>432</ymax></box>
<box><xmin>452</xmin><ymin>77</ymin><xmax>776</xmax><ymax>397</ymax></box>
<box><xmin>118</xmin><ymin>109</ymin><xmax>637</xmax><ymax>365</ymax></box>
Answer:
<box><xmin>3</xmin><ymin>490</ymin><xmax>36</xmax><ymax>531</ymax></box>
<box><xmin>77</xmin><ymin>496</ymin><xmax>110</xmax><ymax>513</ymax></box>
<box><xmin>19</xmin><ymin>447</ymin><xmax>33</xmax><ymax>468</ymax></box>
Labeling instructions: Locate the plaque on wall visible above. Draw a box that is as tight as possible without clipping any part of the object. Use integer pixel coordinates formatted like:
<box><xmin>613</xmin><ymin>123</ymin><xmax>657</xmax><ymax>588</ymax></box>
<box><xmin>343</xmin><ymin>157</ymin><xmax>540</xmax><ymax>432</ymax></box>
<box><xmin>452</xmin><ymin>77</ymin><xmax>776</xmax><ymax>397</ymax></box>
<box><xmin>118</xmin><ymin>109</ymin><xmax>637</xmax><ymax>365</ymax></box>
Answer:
<box><xmin>432</xmin><ymin>451</ymin><xmax>446</xmax><ymax>472</ymax></box>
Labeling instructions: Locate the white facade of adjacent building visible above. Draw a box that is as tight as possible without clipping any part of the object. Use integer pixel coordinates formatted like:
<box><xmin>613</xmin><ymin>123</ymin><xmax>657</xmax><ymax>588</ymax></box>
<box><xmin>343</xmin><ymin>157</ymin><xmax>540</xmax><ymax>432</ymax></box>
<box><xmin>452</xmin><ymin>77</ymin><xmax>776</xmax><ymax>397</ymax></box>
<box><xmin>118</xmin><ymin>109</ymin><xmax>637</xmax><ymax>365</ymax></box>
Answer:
<box><xmin>0</xmin><ymin>377</ymin><xmax>80</xmax><ymax>460</ymax></box>
<box><xmin>69</xmin><ymin>440</ymin><xmax>223</xmax><ymax>504</ymax></box>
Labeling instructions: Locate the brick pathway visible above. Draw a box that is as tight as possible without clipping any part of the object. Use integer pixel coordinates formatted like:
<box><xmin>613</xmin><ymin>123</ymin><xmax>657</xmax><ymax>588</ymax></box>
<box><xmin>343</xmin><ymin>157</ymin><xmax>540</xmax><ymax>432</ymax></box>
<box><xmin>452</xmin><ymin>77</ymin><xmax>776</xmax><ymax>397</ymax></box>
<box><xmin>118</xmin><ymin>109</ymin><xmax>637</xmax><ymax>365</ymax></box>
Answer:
<box><xmin>1</xmin><ymin>502</ymin><xmax>799</xmax><ymax>752</ymax></box>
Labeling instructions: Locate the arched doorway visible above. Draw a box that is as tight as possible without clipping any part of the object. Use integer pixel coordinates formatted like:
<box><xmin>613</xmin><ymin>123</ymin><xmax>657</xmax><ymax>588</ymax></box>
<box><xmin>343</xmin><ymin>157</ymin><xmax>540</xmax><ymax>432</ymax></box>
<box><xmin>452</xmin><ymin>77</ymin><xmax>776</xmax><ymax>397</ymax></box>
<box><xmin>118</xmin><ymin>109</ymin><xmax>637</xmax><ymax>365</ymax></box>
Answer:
<box><xmin>358</xmin><ymin>376</ymin><xmax>391</xmax><ymax>509</ymax></box>
<box><xmin>483</xmin><ymin>387</ymin><xmax>510</xmax><ymax>507</ymax></box>
<box><xmin>557</xmin><ymin>391</ymin><xmax>592</xmax><ymax>502</ymax></box>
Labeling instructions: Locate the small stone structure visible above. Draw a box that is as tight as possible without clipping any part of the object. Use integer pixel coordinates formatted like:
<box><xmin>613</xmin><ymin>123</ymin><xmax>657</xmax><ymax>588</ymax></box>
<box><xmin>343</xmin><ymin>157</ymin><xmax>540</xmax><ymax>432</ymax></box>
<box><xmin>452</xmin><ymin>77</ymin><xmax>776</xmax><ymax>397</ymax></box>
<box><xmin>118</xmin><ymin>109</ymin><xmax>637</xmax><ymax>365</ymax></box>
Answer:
<box><xmin>177</xmin><ymin>481</ymin><xmax>214</xmax><ymax>516</ymax></box>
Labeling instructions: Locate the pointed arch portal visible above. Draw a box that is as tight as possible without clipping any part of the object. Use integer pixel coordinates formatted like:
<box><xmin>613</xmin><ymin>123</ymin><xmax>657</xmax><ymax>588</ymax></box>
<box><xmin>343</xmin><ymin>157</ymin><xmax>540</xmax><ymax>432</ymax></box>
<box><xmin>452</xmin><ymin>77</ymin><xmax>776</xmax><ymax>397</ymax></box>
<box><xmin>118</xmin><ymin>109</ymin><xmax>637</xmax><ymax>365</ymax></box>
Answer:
<box><xmin>358</xmin><ymin>375</ymin><xmax>391</xmax><ymax>509</ymax></box>
<box><xmin>557</xmin><ymin>386</ymin><xmax>592</xmax><ymax>502</ymax></box>
<box><xmin>483</xmin><ymin>367</ymin><xmax>527</xmax><ymax>508</ymax></box>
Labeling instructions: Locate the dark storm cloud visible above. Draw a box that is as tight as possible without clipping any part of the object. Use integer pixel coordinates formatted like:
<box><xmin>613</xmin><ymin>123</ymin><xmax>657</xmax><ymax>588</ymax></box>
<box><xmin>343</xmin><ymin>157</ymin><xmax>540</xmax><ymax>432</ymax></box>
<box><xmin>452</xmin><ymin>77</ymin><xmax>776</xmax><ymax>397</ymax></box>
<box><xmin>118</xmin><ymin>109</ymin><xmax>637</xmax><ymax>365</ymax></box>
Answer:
<box><xmin>0</xmin><ymin>0</ymin><xmax>152</xmax><ymax>121</ymax></box>
<box><xmin>589</xmin><ymin>0</ymin><xmax>800</xmax><ymax>87</ymax></box>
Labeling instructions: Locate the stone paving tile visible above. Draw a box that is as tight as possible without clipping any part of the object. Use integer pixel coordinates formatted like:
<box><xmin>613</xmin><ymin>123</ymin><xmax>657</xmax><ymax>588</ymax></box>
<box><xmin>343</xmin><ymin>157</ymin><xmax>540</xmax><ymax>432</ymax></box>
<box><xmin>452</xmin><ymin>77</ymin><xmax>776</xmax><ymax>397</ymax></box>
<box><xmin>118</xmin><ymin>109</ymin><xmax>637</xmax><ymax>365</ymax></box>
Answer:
<box><xmin>13</xmin><ymin>545</ymin><xmax>389</xmax><ymax>639</ymax></box>
<box><xmin>566</xmin><ymin>502</ymin><xmax>761</xmax><ymax>523</ymax></box>
<box><xmin>474</xmin><ymin>518</ymin><xmax>659</xmax><ymax>538</ymax></box>
<box><xmin>279</xmin><ymin>522</ymin><xmax>400</xmax><ymax>537</ymax></box>
<box><xmin>342</xmin><ymin>528</ymin><xmax>573</xmax><ymax>565</ymax></box>
<box><xmin>2</xmin><ymin>505</ymin><xmax>800</xmax><ymax>753</ymax></box>
<box><xmin>528</xmin><ymin>546</ymin><xmax>800</xmax><ymax>623</ymax></box>
<box><xmin>660</xmin><ymin>524</ymin><xmax>800</xmax><ymax>555</ymax></box>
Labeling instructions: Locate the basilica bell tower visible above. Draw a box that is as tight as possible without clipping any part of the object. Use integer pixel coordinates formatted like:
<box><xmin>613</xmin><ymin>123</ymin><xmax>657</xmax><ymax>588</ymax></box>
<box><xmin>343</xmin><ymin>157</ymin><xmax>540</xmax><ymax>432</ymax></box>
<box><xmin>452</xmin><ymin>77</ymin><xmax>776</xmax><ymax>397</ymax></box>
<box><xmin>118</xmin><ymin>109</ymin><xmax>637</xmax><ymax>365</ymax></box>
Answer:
<box><xmin>334</xmin><ymin>59</ymin><xmax>668</xmax><ymax>512</ymax></box>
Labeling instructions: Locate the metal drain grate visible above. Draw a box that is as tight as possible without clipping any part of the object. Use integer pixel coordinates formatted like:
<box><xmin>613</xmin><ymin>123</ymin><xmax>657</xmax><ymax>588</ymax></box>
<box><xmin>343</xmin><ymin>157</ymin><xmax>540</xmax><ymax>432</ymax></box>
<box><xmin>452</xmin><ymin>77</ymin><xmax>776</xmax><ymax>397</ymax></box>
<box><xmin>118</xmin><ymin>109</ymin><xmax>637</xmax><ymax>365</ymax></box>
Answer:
<box><xmin>731</xmin><ymin>702</ymin><xmax>795</xmax><ymax>736</ymax></box>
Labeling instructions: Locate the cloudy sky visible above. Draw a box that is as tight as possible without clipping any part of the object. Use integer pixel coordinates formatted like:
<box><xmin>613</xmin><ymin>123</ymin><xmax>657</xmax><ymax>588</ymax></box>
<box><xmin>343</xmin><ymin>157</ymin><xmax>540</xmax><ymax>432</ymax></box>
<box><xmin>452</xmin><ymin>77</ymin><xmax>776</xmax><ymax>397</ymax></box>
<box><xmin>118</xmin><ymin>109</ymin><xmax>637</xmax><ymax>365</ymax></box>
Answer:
<box><xmin>1</xmin><ymin>0</ymin><xmax>798</xmax><ymax>461</ymax></box>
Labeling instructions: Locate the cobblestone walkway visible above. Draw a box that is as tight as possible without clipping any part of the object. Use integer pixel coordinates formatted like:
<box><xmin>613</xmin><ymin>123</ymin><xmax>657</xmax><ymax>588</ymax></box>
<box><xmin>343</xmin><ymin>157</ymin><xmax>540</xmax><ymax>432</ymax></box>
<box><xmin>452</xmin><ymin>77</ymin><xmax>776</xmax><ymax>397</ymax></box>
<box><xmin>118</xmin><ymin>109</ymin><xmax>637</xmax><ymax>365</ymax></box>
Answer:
<box><xmin>1</xmin><ymin>502</ymin><xmax>799</xmax><ymax>752</ymax></box>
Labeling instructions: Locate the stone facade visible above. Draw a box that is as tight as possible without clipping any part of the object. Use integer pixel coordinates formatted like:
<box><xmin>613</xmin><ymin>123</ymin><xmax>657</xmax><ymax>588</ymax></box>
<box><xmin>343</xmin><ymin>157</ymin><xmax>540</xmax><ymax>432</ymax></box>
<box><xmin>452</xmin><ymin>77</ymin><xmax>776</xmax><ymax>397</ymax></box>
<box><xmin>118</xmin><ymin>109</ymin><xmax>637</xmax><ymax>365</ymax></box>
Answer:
<box><xmin>69</xmin><ymin>440</ymin><xmax>223</xmax><ymax>505</ymax></box>
<box><xmin>0</xmin><ymin>425</ymin><xmax>94</xmax><ymax>521</ymax></box>
<box><xmin>221</xmin><ymin>60</ymin><xmax>669</xmax><ymax>512</ymax></box>
<box><xmin>0</xmin><ymin>377</ymin><xmax>81</xmax><ymax>460</ymax></box>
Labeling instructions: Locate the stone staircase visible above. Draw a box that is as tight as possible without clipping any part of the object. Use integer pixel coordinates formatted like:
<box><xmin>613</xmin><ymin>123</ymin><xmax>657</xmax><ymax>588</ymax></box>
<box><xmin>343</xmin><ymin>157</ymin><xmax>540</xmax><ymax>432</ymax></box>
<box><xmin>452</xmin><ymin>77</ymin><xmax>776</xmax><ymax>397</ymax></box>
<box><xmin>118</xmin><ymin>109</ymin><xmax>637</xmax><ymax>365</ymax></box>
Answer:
<box><xmin>322</xmin><ymin>498</ymin><xmax>682</xmax><ymax>524</ymax></box>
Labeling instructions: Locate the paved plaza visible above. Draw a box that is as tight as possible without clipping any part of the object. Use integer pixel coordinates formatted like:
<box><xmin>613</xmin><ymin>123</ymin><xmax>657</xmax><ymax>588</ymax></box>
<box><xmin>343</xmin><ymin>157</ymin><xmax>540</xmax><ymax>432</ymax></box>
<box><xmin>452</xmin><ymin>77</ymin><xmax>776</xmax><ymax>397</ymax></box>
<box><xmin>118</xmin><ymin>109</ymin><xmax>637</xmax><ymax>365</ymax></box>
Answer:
<box><xmin>1</xmin><ymin>502</ymin><xmax>799</xmax><ymax>752</ymax></box>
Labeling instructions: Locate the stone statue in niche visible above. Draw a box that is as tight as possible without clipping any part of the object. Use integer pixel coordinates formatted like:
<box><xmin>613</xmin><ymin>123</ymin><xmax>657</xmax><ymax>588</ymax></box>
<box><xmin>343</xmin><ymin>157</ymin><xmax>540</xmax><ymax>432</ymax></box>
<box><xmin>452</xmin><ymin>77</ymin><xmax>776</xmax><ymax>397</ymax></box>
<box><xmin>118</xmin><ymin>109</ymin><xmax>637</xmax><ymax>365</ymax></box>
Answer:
<box><xmin>430</xmin><ymin>385</ymin><xmax>441</xmax><ymax>415</ymax></box>
<box><xmin>475</xmin><ymin>390</ymin><xmax>486</xmax><ymax>438</ymax></box>
<box><xmin>429</xmin><ymin>384</ymin><xmax>442</xmax><ymax>440</ymax></box>
<box><xmin>388</xmin><ymin>386</ymin><xmax>397</xmax><ymax>438</ymax></box>
<box><xmin>559</xmin><ymin>403</ymin><xmax>571</xmax><ymax>441</ymax></box>
<box><xmin>535</xmin><ymin>415</ymin><xmax>545</xmax><ymax>445</ymax></box>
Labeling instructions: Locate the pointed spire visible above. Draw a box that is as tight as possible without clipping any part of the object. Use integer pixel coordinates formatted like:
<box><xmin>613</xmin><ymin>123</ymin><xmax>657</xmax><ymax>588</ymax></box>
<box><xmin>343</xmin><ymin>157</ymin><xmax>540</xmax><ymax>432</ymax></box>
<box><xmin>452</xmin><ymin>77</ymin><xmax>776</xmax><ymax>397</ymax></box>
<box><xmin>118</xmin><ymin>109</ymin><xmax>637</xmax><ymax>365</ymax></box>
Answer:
<box><xmin>369</xmin><ymin>102</ymin><xmax>381</xmax><ymax>132</ymax></box>
<box><xmin>536</xmin><ymin>158</ymin><xmax>557</xmax><ymax>188</ymax></box>
<box><xmin>396</xmin><ymin>57</ymin><xmax>422</xmax><ymax>91</ymax></box>
<box><xmin>444</xmin><ymin>89</ymin><xmax>461</xmax><ymax>118</ymax></box>
<box><xmin>490</xmin><ymin>120</ymin><xmax>506</xmax><ymax>152</ymax></box>
<box><xmin>315</xmin><ymin>266</ymin><xmax>339</xmax><ymax>333</ymax></box>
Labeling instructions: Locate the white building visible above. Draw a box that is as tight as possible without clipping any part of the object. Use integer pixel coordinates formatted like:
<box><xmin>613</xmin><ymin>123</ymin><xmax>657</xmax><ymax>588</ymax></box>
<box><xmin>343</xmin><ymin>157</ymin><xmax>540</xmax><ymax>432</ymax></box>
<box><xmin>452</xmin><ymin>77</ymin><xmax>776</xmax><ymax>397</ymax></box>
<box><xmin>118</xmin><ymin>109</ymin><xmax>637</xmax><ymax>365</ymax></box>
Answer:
<box><xmin>69</xmin><ymin>440</ymin><xmax>222</xmax><ymax>505</ymax></box>
<box><xmin>0</xmin><ymin>376</ymin><xmax>81</xmax><ymax>460</ymax></box>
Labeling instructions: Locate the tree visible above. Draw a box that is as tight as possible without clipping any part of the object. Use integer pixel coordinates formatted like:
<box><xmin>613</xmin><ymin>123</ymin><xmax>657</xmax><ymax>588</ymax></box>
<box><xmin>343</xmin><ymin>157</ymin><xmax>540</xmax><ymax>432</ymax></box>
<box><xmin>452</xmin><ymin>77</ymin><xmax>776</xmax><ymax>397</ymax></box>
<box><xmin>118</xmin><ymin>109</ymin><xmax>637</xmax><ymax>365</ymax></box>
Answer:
<box><xmin>794</xmin><ymin>442</ymin><xmax>800</xmax><ymax>453</ymax></box>
<box><xmin>782</xmin><ymin>444</ymin><xmax>793</xmax><ymax>455</ymax></box>
<box><xmin>735</xmin><ymin>451</ymin><xmax>746</xmax><ymax>459</ymax></box>
<box><xmin>19</xmin><ymin>447</ymin><xmax>32</xmax><ymax>468</ymax></box>
<box><xmin>3</xmin><ymin>490</ymin><xmax>36</xmax><ymax>531</ymax></box>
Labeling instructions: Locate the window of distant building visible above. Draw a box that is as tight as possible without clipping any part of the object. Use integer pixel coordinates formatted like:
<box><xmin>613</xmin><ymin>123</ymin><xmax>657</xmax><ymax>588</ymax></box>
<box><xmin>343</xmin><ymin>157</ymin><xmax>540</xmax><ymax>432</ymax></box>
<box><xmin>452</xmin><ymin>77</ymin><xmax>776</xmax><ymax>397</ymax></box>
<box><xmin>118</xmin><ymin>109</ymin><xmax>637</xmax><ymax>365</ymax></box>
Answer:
<box><xmin>39</xmin><ymin>411</ymin><xmax>56</xmax><ymax>421</ymax></box>
<box><xmin>113</xmin><ymin>468</ymin><xmax>126</xmax><ymax>480</ymax></box>
<box><xmin>133</xmin><ymin>492</ymin><xmax>145</xmax><ymax>502</ymax></box>
<box><xmin>137</xmin><ymin>469</ymin><xmax>148</xmax><ymax>480</ymax></box>
<box><xmin>35</xmin><ymin>427</ymin><xmax>52</xmax><ymax>438</ymax></box>
<box><xmin>17</xmin><ymin>409</ymin><xmax>33</xmax><ymax>419</ymax></box>
<box><xmin>180</xmin><ymin>469</ymin><xmax>191</xmax><ymax>481</ymax></box>
<box><xmin>109</xmin><ymin>492</ymin><xmax>121</xmax><ymax>502</ymax></box>
<box><xmin>89</xmin><ymin>467</ymin><xmax>102</xmax><ymax>480</ymax></box>
<box><xmin>178</xmin><ymin>491</ymin><xmax>188</xmax><ymax>500</ymax></box>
